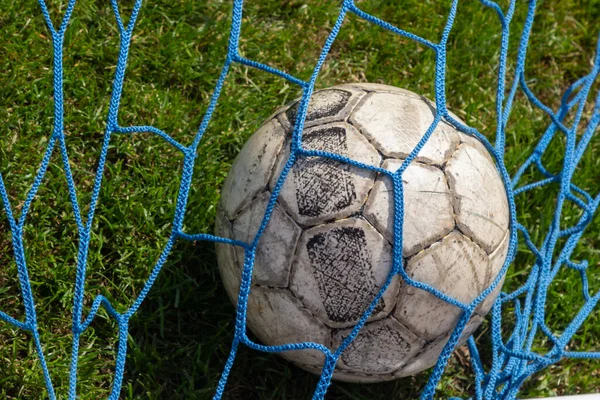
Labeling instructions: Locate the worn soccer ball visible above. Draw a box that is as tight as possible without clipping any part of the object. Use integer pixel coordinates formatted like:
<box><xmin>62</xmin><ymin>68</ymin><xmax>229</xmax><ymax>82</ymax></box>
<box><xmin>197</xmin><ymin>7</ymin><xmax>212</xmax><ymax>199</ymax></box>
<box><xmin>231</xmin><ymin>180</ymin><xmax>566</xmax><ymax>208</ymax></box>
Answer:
<box><xmin>215</xmin><ymin>83</ymin><xmax>509</xmax><ymax>383</ymax></box>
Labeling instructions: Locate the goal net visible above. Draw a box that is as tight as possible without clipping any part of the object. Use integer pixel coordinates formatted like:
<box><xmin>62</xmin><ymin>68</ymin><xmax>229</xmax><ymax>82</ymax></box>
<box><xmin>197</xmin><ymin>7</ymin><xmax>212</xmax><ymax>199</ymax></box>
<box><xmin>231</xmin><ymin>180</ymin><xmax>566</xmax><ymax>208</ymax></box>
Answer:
<box><xmin>0</xmin><ymin>0</ymin><xmax>598</xmax><ymax>399</ymax></box>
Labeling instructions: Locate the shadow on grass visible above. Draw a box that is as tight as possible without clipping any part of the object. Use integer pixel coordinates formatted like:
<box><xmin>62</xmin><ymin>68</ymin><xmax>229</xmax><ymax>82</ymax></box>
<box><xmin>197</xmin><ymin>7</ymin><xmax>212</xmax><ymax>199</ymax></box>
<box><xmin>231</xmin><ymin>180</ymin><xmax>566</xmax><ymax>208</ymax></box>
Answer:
<box><xmin>123</xmin><ymin>239</ymin><xmax>439</xmax><ymax>400</ymax></box>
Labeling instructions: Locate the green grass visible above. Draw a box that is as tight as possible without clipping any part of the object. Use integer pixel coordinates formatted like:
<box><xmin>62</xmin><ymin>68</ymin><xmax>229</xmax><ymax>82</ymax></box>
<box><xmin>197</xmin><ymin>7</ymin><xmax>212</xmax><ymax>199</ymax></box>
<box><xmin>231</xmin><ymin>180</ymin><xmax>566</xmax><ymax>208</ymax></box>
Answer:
<box><xmin>0</xmin><ymin>0</ymin><xmax>599</xmax><ymax>399</ymax></box>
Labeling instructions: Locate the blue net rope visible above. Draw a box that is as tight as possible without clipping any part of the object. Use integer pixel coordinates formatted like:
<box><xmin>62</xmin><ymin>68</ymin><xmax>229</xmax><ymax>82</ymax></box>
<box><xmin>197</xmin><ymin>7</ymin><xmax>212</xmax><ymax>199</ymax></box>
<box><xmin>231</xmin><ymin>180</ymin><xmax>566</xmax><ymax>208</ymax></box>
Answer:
<box><xmin>0</xmin><ymin>0</ymin><xmax>598</xmax><ymax>399</ymax></box>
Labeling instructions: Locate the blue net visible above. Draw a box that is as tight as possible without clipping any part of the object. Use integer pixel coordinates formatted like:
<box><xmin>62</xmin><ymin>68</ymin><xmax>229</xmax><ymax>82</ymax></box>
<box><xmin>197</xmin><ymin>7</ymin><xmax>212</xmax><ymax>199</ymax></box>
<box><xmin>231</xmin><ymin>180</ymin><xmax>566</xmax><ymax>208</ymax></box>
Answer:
<box><xmin>0</xmin><ymin>0</ymin><xmax>598</xmax><ymax>399</ymax></box>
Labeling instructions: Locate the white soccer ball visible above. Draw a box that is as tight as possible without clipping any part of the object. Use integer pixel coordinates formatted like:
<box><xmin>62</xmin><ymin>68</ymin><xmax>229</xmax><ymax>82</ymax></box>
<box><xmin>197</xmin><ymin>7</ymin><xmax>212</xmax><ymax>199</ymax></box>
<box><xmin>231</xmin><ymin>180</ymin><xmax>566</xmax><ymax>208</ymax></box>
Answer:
<box><xmin>215</xmin><ymin>83</ymin><xmax>509</xmax><ymax>383</ymax></box>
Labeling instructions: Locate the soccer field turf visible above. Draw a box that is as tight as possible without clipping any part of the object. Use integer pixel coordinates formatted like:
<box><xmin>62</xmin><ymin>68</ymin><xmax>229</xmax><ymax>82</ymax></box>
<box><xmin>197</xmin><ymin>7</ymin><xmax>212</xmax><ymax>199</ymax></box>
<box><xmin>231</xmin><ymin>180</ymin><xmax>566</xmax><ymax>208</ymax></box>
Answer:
<box><xmin>1</xmin><ymin>0</ymin><xmax>599</xmax><ymax>398</ymax></box>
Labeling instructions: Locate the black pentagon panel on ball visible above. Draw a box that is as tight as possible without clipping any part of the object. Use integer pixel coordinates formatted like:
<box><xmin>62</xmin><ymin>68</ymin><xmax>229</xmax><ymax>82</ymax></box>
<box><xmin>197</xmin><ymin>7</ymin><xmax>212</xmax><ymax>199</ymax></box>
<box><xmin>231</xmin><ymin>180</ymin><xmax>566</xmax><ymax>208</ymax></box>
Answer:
<box><xmin>286</xmin><ymin>89</ymin><xmax>351</xmax><ymax>124</ymax></box>
<box><xmin>270</xmin><ymin>121</ymin><xmax>381</xmax><ymax>226</ymax></box>
<box><xmin>290</xmin><ymin>218</ymin><xmax>399</xmax><ymax>330</ymax></box>
<box><xmin>306</xmin><ymin>225</ymin><xmax>384</xmax><ymax>324</ymax></box>
<box><xmin>332</xmin><ymin>317</ymin><xmax>425</xmax><ymax>378</ymax></box>
<box><xmin>293</xmin><ymin>126</ymin><xmax>357</xmax><ymax>219</ymax></box>
<box><xmin>278</xmin><ymin>86</ymin><xmax>367</xmax><ymax>131</ymax></box>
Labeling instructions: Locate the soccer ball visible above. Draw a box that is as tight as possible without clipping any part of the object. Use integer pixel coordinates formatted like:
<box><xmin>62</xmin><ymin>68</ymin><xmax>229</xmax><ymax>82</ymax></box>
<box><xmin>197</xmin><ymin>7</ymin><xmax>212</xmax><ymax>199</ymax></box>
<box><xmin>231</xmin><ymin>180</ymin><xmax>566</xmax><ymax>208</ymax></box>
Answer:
<box><xmin>215</xmin><ymin>83</ymin><xmax>509</xmax><ymax>383</ymax></box>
